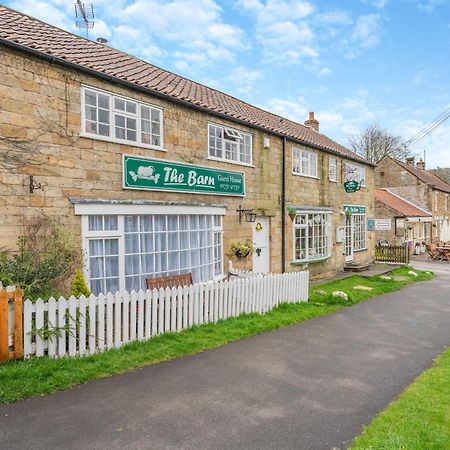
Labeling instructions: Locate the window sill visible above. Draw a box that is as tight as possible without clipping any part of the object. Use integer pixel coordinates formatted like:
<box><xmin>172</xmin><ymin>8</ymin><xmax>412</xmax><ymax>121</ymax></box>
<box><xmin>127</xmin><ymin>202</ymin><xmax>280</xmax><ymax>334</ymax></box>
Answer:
<box><xmin>207</xmin><ymin>156</ymin><xmax>255</xmax><ymax>168</ymax></box>
<box><xmin>80</xmin><ymin>132</ymin><xmax>166</xmax><ymax>152</ymax></box>
<box><xmin>354</xmin><ymin>248</ymin><xmax>368</xmax><ymax>253</ymax></box>
<box><xmin>292</xmin><ymin>172</ymin><xmax>320</xmax><ymax>180</ymax></box>
<box><xmin>329</xmin><ymin>179</ymin><xmax>338</xmax><ymax>183</ymax></box>
<box><xmin>291</xmin><ymin>255</ymin><xmax>330</xmax><ymax>265</ymax></box>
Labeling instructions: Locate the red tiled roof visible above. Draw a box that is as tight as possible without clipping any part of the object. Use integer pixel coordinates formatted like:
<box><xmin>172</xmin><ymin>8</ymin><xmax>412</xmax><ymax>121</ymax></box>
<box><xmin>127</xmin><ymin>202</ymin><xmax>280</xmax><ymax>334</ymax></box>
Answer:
<box><xmin>0</xmin><ymin>6</ymin><xmax>371</xmax><ymax>165</ymax></box>
<box><xmin>375</xmin><ymin>189</ymin><xmax>431</xmax><ymax>217</ymax></box>
<box><xmin>395</xmin><ymin>159</ymin><xmax>450</xmax><ymax>193</ymax></box>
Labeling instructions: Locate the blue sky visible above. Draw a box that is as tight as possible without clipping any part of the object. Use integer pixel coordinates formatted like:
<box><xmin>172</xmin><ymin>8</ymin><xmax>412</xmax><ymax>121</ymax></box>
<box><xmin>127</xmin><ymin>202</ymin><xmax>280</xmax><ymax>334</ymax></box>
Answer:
<box><xmin>5</xmin><ymin>0</ymin><xmax>450</xmax><ymax>168</ymax></box>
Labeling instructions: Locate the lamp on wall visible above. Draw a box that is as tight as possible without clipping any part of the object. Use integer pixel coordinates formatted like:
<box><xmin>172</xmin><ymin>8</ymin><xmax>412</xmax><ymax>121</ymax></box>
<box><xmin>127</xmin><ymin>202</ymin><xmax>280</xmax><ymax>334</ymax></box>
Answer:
<box><xmin>236</xmin><ymin>205</ymin><xmax>256</xmax><ymax>224</ymax></box>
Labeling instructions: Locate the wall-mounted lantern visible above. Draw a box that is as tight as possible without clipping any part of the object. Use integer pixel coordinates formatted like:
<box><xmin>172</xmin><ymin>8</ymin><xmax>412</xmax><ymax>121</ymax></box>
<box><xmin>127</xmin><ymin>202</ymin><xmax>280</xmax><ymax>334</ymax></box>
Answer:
<box><xmin>236</xmin><ymin>205</ymin><xmax>256</xmax><ymax>224</ymax></box>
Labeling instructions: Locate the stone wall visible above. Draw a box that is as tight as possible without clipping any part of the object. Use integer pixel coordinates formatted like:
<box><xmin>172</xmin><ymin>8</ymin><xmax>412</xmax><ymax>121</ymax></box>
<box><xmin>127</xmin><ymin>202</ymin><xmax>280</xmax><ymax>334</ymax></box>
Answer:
<box><xmin>0</xmin><ymin>46</ymin><xmax>375</xmax><ymax>279</ymax></box>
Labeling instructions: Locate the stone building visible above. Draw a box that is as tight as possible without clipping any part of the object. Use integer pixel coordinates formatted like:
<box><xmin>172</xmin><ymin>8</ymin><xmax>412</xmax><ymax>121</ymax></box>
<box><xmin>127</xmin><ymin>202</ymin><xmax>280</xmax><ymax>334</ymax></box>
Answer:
<box><xmin>375</xmin><ymin>189</ymin><xmax>432</xmax><ymax>248</ymax></box>
<box><xmin>0</xmin><ymin>7</ymin><xmax>375</xmax><ymax>294</ymax></box>
<box><xmin>375</xmin><ymin>156</ymin><xmax>450</xmax><ymax>243</ymax></box>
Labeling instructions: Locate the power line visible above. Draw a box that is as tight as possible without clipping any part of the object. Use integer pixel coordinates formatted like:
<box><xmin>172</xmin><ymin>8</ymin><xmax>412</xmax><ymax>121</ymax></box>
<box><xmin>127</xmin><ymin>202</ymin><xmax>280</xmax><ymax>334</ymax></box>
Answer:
<box><xmin>404</xmin><ymin>106</ymin><xmax>450</xmax><ymax>148</ymax></box>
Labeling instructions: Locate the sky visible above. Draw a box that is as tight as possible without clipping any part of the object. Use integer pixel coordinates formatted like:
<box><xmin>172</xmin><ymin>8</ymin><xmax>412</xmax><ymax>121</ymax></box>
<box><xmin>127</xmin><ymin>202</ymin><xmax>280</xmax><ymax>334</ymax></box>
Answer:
<box><xmin>4</xmin><ymin>0</ymin><xmax>450</xmax><ymax>168</ymax></box>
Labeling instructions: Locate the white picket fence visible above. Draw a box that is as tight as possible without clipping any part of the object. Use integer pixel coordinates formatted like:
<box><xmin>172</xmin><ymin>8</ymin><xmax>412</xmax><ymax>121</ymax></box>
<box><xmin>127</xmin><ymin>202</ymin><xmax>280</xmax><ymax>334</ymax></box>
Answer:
<box><xmin>23</xmin><ymin>271</ymin><xmax>309</xmax><ymax>359</ymax></box>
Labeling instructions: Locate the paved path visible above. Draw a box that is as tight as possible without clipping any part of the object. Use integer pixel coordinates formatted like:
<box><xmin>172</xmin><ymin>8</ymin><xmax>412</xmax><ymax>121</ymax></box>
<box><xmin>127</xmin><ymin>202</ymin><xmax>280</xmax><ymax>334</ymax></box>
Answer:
<box><xmin>1</xmin><ymin>262</ymin><xmax>449</xmax><ymax>450</ymax></box>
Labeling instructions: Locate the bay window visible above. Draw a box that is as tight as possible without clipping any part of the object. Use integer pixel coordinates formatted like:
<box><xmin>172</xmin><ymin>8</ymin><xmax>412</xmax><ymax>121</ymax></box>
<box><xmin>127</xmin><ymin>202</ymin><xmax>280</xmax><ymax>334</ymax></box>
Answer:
<box><xmin>82</xmin><ymin>210</ymin><xmax>224</xmax><ymax>295</ymax></box>
<box><xmin>81</xmin><ymin>86</ymin><xmax>163</xmax><ymax>149</ymax></box>
<box><xmin>208</xmin><ymin>123</ymin><xmax>252</xmax><ymax>165</ymax></box>
<box><xmin>293</xmin><ymin>211</ymin><xmax>331</xmax><ymax>262</ymax></box>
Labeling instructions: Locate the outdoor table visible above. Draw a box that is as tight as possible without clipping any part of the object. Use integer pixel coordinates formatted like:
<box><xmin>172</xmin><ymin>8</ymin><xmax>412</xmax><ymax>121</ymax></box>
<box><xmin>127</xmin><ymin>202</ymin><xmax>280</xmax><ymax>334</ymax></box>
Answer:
<box><xmin>436</xmin><ymin>247</ymin><xmax>450</xmax><ymax>261</ymax></box>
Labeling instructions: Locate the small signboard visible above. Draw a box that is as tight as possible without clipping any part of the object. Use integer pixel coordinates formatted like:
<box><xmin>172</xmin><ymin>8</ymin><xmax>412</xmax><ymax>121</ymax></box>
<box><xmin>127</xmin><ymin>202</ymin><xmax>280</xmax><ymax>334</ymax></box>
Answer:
<box><xmin>343</xmin><ymin>205</ymin><xmax>366</xmax><ymax>214</ymax></box>
<box><xmin>123</xmin><ymin>155</ymin><xmax>245</xmax><ymax>196</ymax></box>
<box><xmin>375</xmin><ymin>219</ymin><xmax>392</xmax><ymax>231</ymax></box>
<box><xmin>396</xmin><ymin>218</ymin><xmax>405</xmax><ymax>229</ymax></box>
<box><xmin>367</xmin><ymin>218</ymin><xmax>375</xmax><ymax>231</ymax></box>
<box><xmin>343</xmin><ymin>180</ymin><xmax>359</xmax><ymax>193</ymax></box>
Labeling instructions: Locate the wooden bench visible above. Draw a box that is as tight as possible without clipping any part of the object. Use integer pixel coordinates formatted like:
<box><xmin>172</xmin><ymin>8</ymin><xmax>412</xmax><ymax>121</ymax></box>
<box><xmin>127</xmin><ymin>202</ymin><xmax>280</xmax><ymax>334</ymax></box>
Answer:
<box><xmin>146</xmin><ymin>273</ymin><xmax>193</xmax><ymax>290</ymax></box>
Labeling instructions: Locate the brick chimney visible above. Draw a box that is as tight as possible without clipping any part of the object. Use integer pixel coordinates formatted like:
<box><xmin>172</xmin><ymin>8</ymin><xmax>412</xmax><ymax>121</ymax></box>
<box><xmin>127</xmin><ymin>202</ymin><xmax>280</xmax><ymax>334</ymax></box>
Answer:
<box><xmin>406</xmin><ymin>156</ymin><xmax>415</xmax><ymax>165</ymax></box>
<box><xmin>416</xmin><ymin>158</ymin><xmax>425</xmax><ymax>170</ymax></box>
<box><xmin>304</xmin><ymin>112</ymin><xmax>319</xmax><ymax>132</ymax></box>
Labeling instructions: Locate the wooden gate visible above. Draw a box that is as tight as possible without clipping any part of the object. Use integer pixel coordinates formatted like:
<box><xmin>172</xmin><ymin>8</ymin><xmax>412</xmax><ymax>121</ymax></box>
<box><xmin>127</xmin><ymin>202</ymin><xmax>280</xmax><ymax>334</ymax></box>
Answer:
<box><xmin>0</xmin><ymin>288</ymin><xmax>24</xmax><ymax>362</ymax></box>
<box><xmin>375</xmin><ymin>245</ymin><xmax>410</xmax><ymax>264</ymax></box>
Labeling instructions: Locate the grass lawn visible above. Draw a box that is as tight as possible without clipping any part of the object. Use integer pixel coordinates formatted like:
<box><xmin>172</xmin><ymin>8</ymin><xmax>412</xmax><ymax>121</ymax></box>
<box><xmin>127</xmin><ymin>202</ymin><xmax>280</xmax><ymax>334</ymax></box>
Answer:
<box><xmin>0</xmin><ymin>265</ymin><xmax>433</xmax><ymax>404</ymax></box>
<box><xmin>350</xmin><ymin>346</ymin><xmax>450</xmax><ymax>450</ymax></box>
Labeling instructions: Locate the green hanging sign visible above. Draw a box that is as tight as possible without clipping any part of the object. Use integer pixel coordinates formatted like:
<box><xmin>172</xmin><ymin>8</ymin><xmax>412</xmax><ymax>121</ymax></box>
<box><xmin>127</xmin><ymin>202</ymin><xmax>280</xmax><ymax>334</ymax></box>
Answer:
<box><xmin>123</xmin><ymin>155</ymin><xmax>245</xmax><ymax>196</ymax></box>
<box><xmin>344</xmin><ymin>205</ymin><xmax>366</xmax><ymax>214</ymax></box>
<box><xmin>343</xmin><ymin>180</ymin><xmax>360</xmax><ymax>193</ymax></box>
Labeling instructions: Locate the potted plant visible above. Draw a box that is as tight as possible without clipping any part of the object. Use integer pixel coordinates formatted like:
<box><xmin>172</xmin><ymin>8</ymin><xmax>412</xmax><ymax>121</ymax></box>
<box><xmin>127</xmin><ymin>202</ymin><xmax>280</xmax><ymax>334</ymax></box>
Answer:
<box><xmin>421</xmin><ymin>241</ymin><xmax>427</xmax><ymax>253</ymax></box>
<box><xmin>228</xmin><ymin>239</ymin><xmax>254</xmax><ymax>260</ymax></box>
<box><xmin>414</xmin><ymin>242</ymin><xmax>421</xmax><ymax>255</ymax></box>
<box><xmin>287</xmin><ymin>207</ymin><xmax>297</xmax><ymax>221</ymax></box>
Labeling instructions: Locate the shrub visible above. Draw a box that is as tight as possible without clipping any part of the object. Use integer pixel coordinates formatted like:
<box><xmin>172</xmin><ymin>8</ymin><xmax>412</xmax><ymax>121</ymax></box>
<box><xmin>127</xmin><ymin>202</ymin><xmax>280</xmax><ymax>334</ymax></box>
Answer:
<box><xmin>0</xmin><ymin>215</ymin><xmax>81</xmax><ymax>300</ymax></box>
<box><xmin>71</xmin><ymin>270</ymin><xmax>91</xmax><ymax>298</ymax></box>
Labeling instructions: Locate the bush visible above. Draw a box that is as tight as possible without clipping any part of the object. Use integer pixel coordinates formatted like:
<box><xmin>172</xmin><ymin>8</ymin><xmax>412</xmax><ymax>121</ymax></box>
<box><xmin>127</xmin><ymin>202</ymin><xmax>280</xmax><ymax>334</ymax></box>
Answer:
<box><xmin>71</xmin><ymin>270</ymin><xmax>91</xmax><ymax>298</ymax></box>
<box><xmin>0</xmin><ymin>215</ymin><xmax>81</xmax><ymax>300</ymax></box>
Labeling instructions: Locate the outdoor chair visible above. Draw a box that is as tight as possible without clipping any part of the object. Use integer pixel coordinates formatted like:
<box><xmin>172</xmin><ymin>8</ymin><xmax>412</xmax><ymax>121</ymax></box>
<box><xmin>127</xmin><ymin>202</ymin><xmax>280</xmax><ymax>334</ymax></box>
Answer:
<box><xmin>146</xmin><ymin>273</ymin><xmax>193</xmax><ymax>290</ymax></box>
<box><xmin>426</xmin><ymin>244</ymin><xmax>439</xmax><ymax>260</ymax></box>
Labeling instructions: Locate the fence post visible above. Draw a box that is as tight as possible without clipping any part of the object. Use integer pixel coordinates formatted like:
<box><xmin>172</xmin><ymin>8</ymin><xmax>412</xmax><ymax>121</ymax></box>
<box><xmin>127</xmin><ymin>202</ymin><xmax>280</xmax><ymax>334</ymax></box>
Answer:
<box><xmin>13</xmin><ymin>288</ymin><xmax>23</xmax><ymax>359</ymax></box>
<box><xmin>0</xmin><ymin>288</ymin><xmax>24</xmax><ymax>362</ymax></box>
<box><xmin>0</xmin><ymin>290</ymin><xmax>8</xmax><ymax>362</ymax></box>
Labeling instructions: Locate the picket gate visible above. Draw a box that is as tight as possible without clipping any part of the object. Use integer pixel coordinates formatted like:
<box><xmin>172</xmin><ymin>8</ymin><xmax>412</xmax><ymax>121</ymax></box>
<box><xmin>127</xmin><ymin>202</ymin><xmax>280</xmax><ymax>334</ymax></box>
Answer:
<box><xmin>22</xmin><ymin>271</ymin><xmax>309</xmax><ymax>359</ymax></box>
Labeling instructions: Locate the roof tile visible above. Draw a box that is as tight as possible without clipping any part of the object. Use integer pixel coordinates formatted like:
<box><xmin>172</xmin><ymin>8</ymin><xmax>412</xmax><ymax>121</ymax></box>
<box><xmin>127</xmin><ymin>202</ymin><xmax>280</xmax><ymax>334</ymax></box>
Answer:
<box><xmin>0</xmin><ymin>6</ymin><xmax>371</xmax><ymax>165</ymax></box>
<box><xmin>375</xmin><ymin>189</ymin><xmax>431</xmax><ymax>217</ymax></box>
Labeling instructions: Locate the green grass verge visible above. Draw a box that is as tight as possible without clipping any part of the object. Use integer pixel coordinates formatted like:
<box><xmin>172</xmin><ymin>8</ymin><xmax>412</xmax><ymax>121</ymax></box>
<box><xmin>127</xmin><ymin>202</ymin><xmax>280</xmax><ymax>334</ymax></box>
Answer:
<box><xmin>0</xmin><ymin>265</ymin><xmax>434</xmax><ymax>405</ymax></box>
<box><xmin>350</xmin><ymin>347</ymin><xmax>450</xmax><ymax>450</ymax></box>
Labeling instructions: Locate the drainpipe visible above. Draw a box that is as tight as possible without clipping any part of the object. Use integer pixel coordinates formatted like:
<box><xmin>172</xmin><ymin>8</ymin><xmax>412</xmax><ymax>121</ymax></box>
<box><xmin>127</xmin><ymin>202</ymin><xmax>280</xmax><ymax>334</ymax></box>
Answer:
<box><xmin>281</xmin><ymin>137</ymin><xmax>287</xmax><ymax>273</ymax></box>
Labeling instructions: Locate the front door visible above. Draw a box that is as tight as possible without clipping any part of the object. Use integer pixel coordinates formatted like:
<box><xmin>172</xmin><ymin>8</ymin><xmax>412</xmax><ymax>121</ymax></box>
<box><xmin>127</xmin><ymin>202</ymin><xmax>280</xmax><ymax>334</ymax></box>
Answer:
<box><xmin>252</xmin><ymin>217</ymin><xmax>270</xmax><ymax>273</ymax></box>
<box><xmin>345</xmin><ymin>215</ymin><xmax>354</xmax><ymax>262</ymax></box>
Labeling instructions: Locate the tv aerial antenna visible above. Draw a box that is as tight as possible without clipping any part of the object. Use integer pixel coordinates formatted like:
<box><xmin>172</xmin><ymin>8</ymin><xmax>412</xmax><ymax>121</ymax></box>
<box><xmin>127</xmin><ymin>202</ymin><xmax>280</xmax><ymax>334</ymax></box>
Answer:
<box><xmin>75</xmin><ymin>0</ymin><xmax>95</xmax><ymax>39</ymax></box>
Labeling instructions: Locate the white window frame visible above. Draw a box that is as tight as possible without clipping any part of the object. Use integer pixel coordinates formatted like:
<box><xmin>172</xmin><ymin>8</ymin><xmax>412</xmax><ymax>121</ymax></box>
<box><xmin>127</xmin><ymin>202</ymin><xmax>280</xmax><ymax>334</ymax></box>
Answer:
<box><xmin>292</xmin><ymin>211</ymin><xmax>332</xmax><ymax>263</ymax></box>
<box><xmin>329</xmin><ymin>156</ymin><xmax>337</xmax><ymax>182</ymax></box>
<box><xmin>208</xmin><ymin>123</ymin><xmax>253</xmax><ymax>167</ymax></box>
<box><xmin>292</xmin><ymin>147</ymin><xmax>319</xmax><ymax>179</ymax></box>
<box><xmin>81</xmin><ymin>85</ymin><xmax>164</xmax><ymax>151</ymax></box>
<box><xmin>77</xmin><ymin>204</ymin><xmax>225</xmax><ymax>295</ymax></box>
<box><xmin>353</xmin><ymin>211</ymin><xmax>367</xmax><ymax>251</ymax></box>
<box><xmin>344</xmin><ymin>162</ymin><xmax>366</xmax><ymax>187</ymax></box>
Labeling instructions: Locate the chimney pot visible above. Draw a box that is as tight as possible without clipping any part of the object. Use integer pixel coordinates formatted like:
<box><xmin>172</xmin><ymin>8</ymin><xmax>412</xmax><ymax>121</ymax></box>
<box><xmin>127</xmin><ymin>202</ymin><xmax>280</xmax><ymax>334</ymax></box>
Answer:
<box><xmin>305</xmin><ymin>111</ymin><xmax>319</xmax><ymax>132</ymax></box>
<box><xmin>416</xmin><ymin>158</ymin><xmax>425</xmax><ymax>170</ymax></box>
<box><xmin>406</xmin><ymin>157</ymin><xmax>415</xmax><ymax>165</ymax></box>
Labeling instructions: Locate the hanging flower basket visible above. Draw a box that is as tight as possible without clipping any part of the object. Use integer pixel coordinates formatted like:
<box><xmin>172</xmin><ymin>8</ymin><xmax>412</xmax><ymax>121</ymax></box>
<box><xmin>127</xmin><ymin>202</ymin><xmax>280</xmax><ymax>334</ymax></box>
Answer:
<box><xmin>287</xmin><ymin>207</ymin><xmax>297</xmax><ymax>221</ymax></box>
<box><xmin>228</xmin><ymin>239</ymin><xmax>254</xmax><ymax>260</ymax></box>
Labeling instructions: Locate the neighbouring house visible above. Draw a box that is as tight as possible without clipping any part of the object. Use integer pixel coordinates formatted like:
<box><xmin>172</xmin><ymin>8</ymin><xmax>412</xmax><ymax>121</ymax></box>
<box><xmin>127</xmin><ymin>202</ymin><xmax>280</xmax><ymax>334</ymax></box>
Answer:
<box><xmin>0</xmin><ymin>6</ymin><xmax>375</xmax><ymax>295</ymax></box>
<box><xmin>375</xmin><ymin>189</ymin><xmax>432</xmax><ymax>252</ymax></box>
<box><xmin>376</xmin><ymin>156</ymin><xmax>450</xmax><ymax>243</ymax></box>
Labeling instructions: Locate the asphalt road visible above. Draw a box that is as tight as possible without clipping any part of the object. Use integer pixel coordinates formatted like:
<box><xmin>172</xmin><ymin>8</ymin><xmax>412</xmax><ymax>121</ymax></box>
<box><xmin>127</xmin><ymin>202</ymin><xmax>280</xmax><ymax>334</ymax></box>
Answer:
<box><xmin>1</xmin><ymin>260</ymin><xmax>449</xmax><ymax>450</ymax></box>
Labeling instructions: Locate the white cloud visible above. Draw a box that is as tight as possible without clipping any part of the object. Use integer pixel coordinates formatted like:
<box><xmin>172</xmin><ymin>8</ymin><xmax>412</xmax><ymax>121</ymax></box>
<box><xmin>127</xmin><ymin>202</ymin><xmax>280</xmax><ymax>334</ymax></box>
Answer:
<box><xmin>316</xmin><ymin>9</ymin><xmax>353</xmax><ymax>25</ymax></box>
<box><xmin>318</xmin><ymin>67</ymin><xmax>332</xmax><ymax>77</ymax></box>
<box><xmin>362</xmin><ymin>0</ymin><xmax>389</xmax><ymax>9</ymax></box>
<box><xmin>351</xmin><ymin>14</ymin><xmax>382</xmax><ymax>48</ymax></box>
<box><xmin>235</xmin><ymin>0</ymin><xmax>264</xmax><ymax>11</ymax></box>
<box><xmin>228</xmin><ymin>67</ymin><xmax>262</xmax><ymax>94</ymax></box>
<box><xmin>9</xmin><ymin>0</ymin><xmax>74</xmax><ymax>30</ymax></box>
<box><xmin>417</xmin><ymin>0</ymin><xmax>447</xmax><ymax>13</ymax></box>
<box><xmin>263</xmin><ymin>97</ymin><xmax>308</xmax><ymax>123</ymax></box>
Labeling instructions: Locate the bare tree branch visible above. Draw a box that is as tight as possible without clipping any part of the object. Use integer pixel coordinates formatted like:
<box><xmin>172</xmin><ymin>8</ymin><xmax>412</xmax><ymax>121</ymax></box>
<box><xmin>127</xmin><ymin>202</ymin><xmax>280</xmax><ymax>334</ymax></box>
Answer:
<box><xmin>348</xmin><ymin>123</ymin><xmax>415</xmax><ymax>164</ymax></box>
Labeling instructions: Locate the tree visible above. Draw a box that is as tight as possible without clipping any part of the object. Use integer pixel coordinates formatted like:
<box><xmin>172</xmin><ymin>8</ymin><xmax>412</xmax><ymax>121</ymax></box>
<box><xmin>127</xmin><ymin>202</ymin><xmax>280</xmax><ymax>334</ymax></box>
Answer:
<box><xmin>348</xmin><ymin>123</ymin><xmax>414</xmax><ymax>164</ymax></box>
